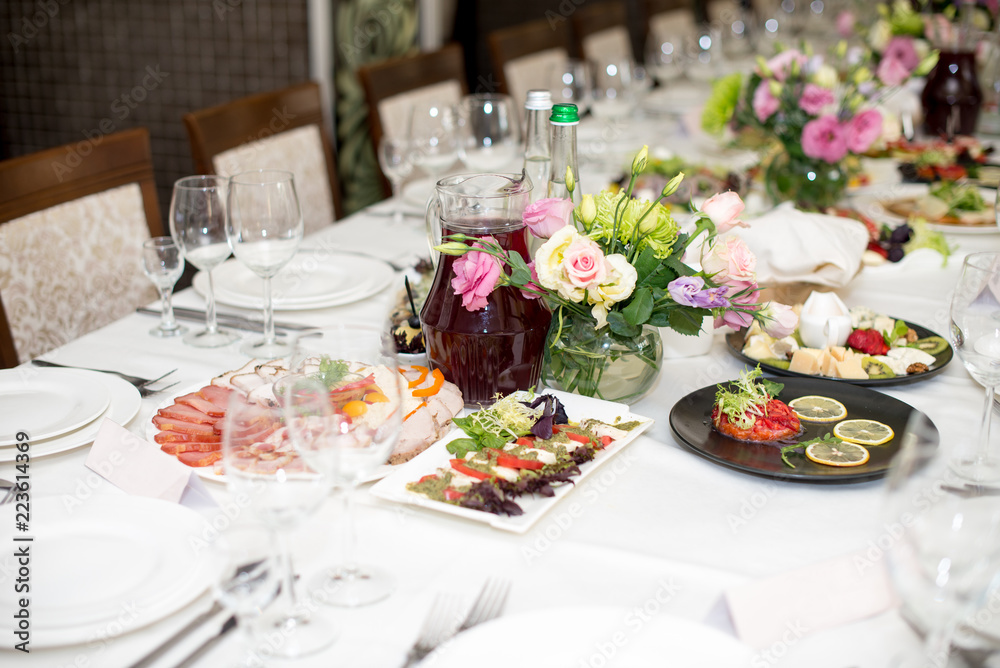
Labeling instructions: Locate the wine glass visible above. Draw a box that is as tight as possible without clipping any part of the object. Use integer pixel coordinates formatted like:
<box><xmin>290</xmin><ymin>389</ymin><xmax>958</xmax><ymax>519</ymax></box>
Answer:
<box><xmin>457</xmin><ymin>93</ymin><xmax>521</xmax><ymax>172</ymax></box>
<box><xmin>221</xmin><ymin>393</ymin><xmax>335</xmax><ymax>658</ymax></box>
<box><xmin>141</xmin><ymin>237</ymin><xmax>187</xmax><ymax>338</ymax></box>
<box><xmin>377</xmin><ymin>136</ymin><xmax>414</xmax><ymax>224</ymax></box>
<box><xmin>949</xmin><ymin>251</ymin><xmax>1000</xmax><ymax>482</ymax></box>
<box><xmin>211</xmin><ymin>522</ymin><xmax>281</xmax><ymax>667</ymax></box>
<box><xmin>227</xmin><ymin>169</ymin><xmax>303</xmax><ymax>359</ymax></box>
<box><xmin>547</xmin><ymin>59</ymin><xmax>594</xmax><ymax>117</ymax></box>
<box><xmin>590</xmin><ymin>60</ymin><xmax>642</xmax><ymax>122</ymax></box>
<box><xmin>645</xmin><ymin>29</ymin><xmax>686</xmax><ymax>84</ymax></box>
<box><xmin>883</xmin><ymin>412</ymin><xmax>1000</xmax><ymax>667</ymax></box>
<box><xmin>169</xmin><ymin>175</ymin><xmax>238</xmax><ymax>348</ymax></box>
<box><xmin>408</xmin><ymin>101</ymin><xmax>460</xmax><ymax>182</ymax></box>
<box><xmin>286</xmin><ymin>323</ymin><xmax>405</xmax><ymax>607</ymax></box>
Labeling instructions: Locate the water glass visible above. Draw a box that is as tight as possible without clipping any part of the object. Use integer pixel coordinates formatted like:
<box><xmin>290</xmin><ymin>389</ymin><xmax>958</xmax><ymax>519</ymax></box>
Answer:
<box><xmin>377</xmin><ymin>136</ymin><xmax>414</xmax><ymax>224</ymax></box>
<box><xmin>141</xmin><ymin>236</ymin><xmax>186</xmax><ymax>338</ymax></box>
<box><xmin>408</xmin><ymin>101</ymin><xmax>460</xmax><ymax>181</ymax></box>
<box><xmin>169</xmin><ymin>175</ymin><xmax>237</xmax><ymax>348</ymax></box>
<box><xmin>547</xmin><ymin>59</ymin><xmax>594</xmax><ymax>116</ymax></box>
<box><xmin>457</xmin><ymin>93</ymin><xmax>520</xmax><ymax>172</ymax></box>
<box><xmin>227</xmin><ymin>169</ymin><xmax>303</xmax><ymax>359</ymax></box>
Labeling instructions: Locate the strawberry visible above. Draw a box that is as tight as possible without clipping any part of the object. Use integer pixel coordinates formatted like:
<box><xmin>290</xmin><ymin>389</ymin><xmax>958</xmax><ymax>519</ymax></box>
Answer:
<box><xmin>846</xmin><ymin>328</ymin><xmax>889</xmax><ymax>355</ymax></box>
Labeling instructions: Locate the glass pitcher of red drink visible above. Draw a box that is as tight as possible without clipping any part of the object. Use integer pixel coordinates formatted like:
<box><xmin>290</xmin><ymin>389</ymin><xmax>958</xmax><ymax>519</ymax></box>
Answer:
<box><xmin>420</xmin><ymin>173</ymin><xmax>552</xmax><ymax>406</ymax></box>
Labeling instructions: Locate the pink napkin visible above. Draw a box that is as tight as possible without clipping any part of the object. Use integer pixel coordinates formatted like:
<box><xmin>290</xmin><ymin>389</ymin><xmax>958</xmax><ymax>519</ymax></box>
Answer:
<box><xmin>725</xmin><ymin>550</ymin><xmax>898</xmax><ymax>649</ymax></box>
<box><xmin>86</xmin><ymin>419</ymin><xmax>217</xmax><ymax>509</ymax></box>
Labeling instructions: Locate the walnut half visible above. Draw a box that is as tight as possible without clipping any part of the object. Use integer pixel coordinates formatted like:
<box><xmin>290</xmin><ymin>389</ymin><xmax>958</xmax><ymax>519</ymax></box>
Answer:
<box><xmin>907</xmin><ymin>362</ymin><xmax>929</xmax><ymax>374</ymax></box>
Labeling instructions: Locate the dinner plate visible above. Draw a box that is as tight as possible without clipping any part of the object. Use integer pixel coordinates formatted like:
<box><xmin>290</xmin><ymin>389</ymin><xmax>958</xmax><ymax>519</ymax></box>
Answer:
<box><xmin>0</xmin><ymin>372</ymin><xmax>141</xmax><ymax>462</ymax></box>
<box><xmin>429</xmin><ymin>606</ymin><xmax>754</xmax><ymax>667</ymax></box>
<box><xmin>0</xmin><ymin>368</ymin><xmax>111</xmax><ymax>445</ymax></box>
<box><xmin>194</xmin><ymin>252</ymin><xmax>395</xmax><ymax>311</ymax></box>
<box><xmin>370</xmin><ymin>390</ymin><xmax>654</xmax><ymax>533</ymax></box>
<box><xmin>850</xmin><ymin>183</ymin><xmax>999</xmax><ymax>235</ymax></box>
<box><xmin>725</xmin><ymin>318</ymin><xmax>953</xmax><ymax>386</ymax></box>
<box><xmin>0</xmin><ymin>495</ymin><xmax>216</xmax><ymax>648</ymax></box>
<box><xmin>669</xmin><ymin>377</ymin><xmax>934</xmax><ymax>483</ymax></box>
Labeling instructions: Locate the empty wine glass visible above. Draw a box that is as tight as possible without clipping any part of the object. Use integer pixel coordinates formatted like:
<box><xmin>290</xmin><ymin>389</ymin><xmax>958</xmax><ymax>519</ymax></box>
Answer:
<box><xmin>457</xmin><ymin>93</ymin><xmax>521</xmax><ymax>172</ymax></box>
<box><xmin>227</xmin><ymin>169</ymin><xmax>303</xmax><ymax>359</ymax></box>
<box><xmin>547</xmin><ymin>59</ymin><xmax>594</xmax><ymax>117</ymax></box>
<box><xmin>883</xmin><ymin>412</ymin><xmax>1000</xmax><ymax>667</ymax></box>
<box><xmin>211</xmin><ymin>523</ymin><xmax>280</xmax><ymax>667</ymax></box>
<box><xmin>949</xmin><ymin>252</ymin><xmax>1000</xmax><ymax>483</ymax></box>
<box><xmin>591</xmin><ymin>60</ymin><xmax>640</xmax><ymax>122</ymax></box>
<box><xmin>408</xmin><ymin>101</ymin><xmax>460</xmax><ymax>181</ymax></box>
<box><xmin>645</xmin><ymin>30</ymin><xmax>686</xmax><ymax>83</ymax></box>
<box><xmin>169</xmin><ymin>175</ymin><xmax>238</xmax><ymax>348</ymax></box>
<box><xmin>286</xmin><ymin>323</ymin><xmax>404</xmax><ymax>607</ymax></box>
<box><xmin>221</xmin><ymin>393</ymin><xmax>335</xmax><ymax>658</ymax></box>
<box><xmin>141</xmin><ymin>236</ymin><xmax>186</xmax><ymax>338</ymax></box>
<box><xmin>377</xmin><ymin>136</ymin><xmax>414</xmax><ymax>224</ymax></box>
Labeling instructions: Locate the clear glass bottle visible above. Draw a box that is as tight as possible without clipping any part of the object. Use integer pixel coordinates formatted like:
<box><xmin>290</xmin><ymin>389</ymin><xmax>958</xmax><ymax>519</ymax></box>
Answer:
<box><xmin>523</xmin><ymin>90</ymin><xmax>552</xmax><ymax>204</ymax></box>
<box><xmin>547</xmin><ymin>103</ymin><xmax>581</xmax><ymax>205</ymax></box>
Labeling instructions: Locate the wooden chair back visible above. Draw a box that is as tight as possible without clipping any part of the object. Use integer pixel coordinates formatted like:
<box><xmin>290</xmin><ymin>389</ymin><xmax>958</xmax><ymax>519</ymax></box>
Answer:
<box><xmin>183</xmin><ymin>81</ymin><xmax>343</xmax><ymax>228</ymax></box>
<box><xmin>0</xmin><ymin>128</ymin><xmax>162</xmax><ymax>368</ymax></box>
<box><xmin>572</xmin><ymin>1</ymin><xmax>635</xmax><ymax>64</ymax></box>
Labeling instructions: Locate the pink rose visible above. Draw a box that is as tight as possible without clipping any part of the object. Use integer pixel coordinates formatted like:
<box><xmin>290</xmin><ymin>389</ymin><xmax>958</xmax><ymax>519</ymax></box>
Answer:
<box><xmin>563</xmin><ymin>236</ymin><xmax>607</xmax><ymax>288</ymax></box>
<box><xmin>876</xmin><ymin>56</ymin><xmax>910</xmax><ymax>87</ymax></box>
<box><xmin>836</xmin><ymin>11</ymin><xmax>855</xmax><ymax>38</ymax></box>
<box><xmin>762</xmin><ymin>49</ymin><xmax>807</xmax><ymax>82</ymax></box>
<box><xmin>798</xmin><ymin>84</ymin><xmax>835</xmax><ymax>115</ymax></box>
<box><xmin>752</xmin><ymin>82</ymin><xmax>779</xmax><ymax>122</ymax></box>
<box><xmin>883</xmin><ymin>37</ymin><xmax>919</xmax><ymax>71</ymax></box>
<box><xmin>450</xmin><ymin>240</ymin><xmax>502</xmax><ymax>311</ymax></box>
<box><xmin>846</xmin><ymin>109</ymin><xmax>883</xmax><ymax>153</ymax></box>
<box><xmin>701</xmin><ymin>236</ymin><xmax>756</xmax><ymax>289</ymax></box>
<box><xmin>519</xmin><ymin>261</ymin><xmax>543</xmax><ymax>300</ymax></box>
<box><xmin>715</xmin><ymin>287</ymin><xmax>758</xmax><ymax>331</ymax></box>
<box><xmin>759</xmin><ymin>301</ymin><xmax>798</xmax><ymax>338</ymax></box>
<box><xmin>802</xmin><ymin>114</ymin><xmax>848</xmax><ymax>164</ymax></box>
<box><xmin>523</xmin><ymin>198</ymin><xmax>574</xmax><ymax>239</ymax></box>
<box><xmin>700</xmin><ymin>191</ymin><xmax>748</xmax><ymax>233</ymax></box>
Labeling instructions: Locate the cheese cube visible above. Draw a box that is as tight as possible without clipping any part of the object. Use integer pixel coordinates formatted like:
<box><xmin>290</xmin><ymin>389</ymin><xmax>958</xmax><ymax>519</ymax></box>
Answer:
<box><xmin>789</xmin><ymin>348</ymin><xmax>822</xmax><ymax>375</ymax></box>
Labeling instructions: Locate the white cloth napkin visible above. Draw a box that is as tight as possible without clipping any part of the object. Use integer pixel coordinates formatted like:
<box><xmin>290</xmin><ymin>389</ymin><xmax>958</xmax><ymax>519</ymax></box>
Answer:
<box><xmin>731</xmin><ymin>202</ymin><xmax>870</xmax><ymax>288</ymax></box>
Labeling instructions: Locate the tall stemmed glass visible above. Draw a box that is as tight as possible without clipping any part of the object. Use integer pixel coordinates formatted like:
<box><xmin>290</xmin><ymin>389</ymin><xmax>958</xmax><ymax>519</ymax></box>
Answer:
<box><xmin>141</xmin><ymin>237</ymin><xmax>186</xmax><ymax>338</ymax></box>
<box><xmin>287</xmin><ymin>323</ymin><xmax>404</xmax><ymax>607</ymax></box>
<box><xmin>227</xmin><ymin>170</ymin><xmax>303</xmax><ymax>359</ymax></box>
<box><xmin>377</xmin><ymin>136</ymin><xmax>414</xmax><ymax>224</ymax></box>
<box><xmin>408</xmin><ymin>101</ymin><xmax>460</xmax><ymax>182</ymax></box>
<box><xmin>221</xmin><ymin>394</ymin><xmax>335</xmax><ymax>658</ymax></box>
<box><xmin>457</xmin><ymin>93</ymin><xmax>521</xmax><ymax>172</ymax></box>
<box><xmin>883</xmin><ymin>412</ymin><xmax>1000</xmax><ymax>667</ymax></box>
<box><xmin>949</xmin><ymin>251</ymin><xmax>1000</xmax><ymax>482</ymax></box>
<box><xmin>169</xmin><ymin>175</ymin><xmax>238</xmax><ymax>347</ymax></box>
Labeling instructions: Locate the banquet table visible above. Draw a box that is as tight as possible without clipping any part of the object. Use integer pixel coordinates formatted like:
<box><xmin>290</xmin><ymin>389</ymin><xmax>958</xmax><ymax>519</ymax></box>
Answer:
<box><xmin>5</xmin><ymin>115</ymin><xmax>1000</xmax><ymax>668</ymax></box>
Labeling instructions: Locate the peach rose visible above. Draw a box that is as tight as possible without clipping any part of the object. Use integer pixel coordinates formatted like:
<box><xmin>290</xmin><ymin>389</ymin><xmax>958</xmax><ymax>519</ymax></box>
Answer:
<box><xmin>701</xmin><ymin>236</ymin><xmax>757</xmax><ymax>290</ymax></box>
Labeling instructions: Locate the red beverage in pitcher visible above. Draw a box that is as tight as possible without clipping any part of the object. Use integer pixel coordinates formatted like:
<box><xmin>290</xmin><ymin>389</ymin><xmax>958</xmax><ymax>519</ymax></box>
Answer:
<box><xmin>420</xmin><ymin>221</ymin><xmax>552</xmax><ymax>406</ymax></box>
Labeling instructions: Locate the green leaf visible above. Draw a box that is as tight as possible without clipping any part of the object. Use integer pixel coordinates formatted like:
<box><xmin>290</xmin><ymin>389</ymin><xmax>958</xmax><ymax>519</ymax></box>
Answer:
<box><xmin>668</xmin><ymin>308</ymin><xmax>706</xmax><ymax>336</ymax></box>
<box><xmin>447</xmin><ymin>438</ymin><xmax>479</xmax><ymax>458</ymax></box>
<box><xmin>665</xmin><ymin>253</ymin><xmax>695</xmax><ymax>277</ymax></box>
<box><xmin>622</xmin><ymin>287</ymin><xmax>654</xmax><ymax>326</ymax></box>
<box><xmin>506</xmin><ymin>252</ymin><xmax>533</xmax><ymax>285</ymax></box>
<box><xmin>632</xmin><ymin>246</ymin><xmax>660</xmax><ymax>283</ymax></box>
<box><xmin>647</xmin><ymin>311</ymin><xmax>672</xmax><ymax>327</ymax></box>
<box><xmin>780</xmin><ymin>444</ymin><xmax>802</xmax><ymax>469</ymax></box>
<box><xmin>607</xmin><ymin>311</ymin><xmax>641</xmax><ymax>338</ymax></box>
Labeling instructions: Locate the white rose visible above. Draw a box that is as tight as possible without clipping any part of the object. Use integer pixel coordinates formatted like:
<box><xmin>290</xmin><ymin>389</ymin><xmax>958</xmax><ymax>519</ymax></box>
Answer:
<box><xmin>812</xmin><ymin>64</ymin><xmax>838</xmax><ymax>90</ymax></box>
<box><xmin>868</xmin><ymin>19</ymin><xmax>891</xmax><ymax>53</ymax></box>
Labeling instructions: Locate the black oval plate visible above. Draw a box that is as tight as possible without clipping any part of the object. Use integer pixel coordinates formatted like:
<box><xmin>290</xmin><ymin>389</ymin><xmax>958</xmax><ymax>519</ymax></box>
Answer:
<box><xmin>669</xmin><ymin>377</ymin><xmax>936</xmax><ymax>483</ymax></box>
<box><xmin>725</xmin><ymin>318</ymin><xmax>952</xmax><ymax>386</ymax></box>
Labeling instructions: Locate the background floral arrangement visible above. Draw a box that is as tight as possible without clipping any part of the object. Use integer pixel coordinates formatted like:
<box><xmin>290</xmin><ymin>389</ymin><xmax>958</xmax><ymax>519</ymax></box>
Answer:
<box><xmin>839</xmin><ymin>0</ymin><xmax>996</xmax><ymax>51</ymax></box>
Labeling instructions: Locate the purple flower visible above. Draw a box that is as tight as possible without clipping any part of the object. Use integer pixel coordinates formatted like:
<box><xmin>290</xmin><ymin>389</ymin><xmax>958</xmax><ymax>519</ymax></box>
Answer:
<box><xmin>668</xmin><ymin>276</ymin><xmax>731</xmax><ymax>308</ymax></box>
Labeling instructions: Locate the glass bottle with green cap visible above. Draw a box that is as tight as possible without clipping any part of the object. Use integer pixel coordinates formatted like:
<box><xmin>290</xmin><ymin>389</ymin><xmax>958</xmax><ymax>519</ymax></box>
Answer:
<box><xmin>547</xmin><ymin>103</ymin><xmax>581</xmax><ymax>205</ymax></box>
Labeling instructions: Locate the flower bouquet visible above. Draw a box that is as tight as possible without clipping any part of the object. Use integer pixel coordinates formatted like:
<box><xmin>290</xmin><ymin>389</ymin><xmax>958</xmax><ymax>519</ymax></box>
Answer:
<box><xmin>434</xmin><ymin>148</ymin><xmax>798</xmax><ymax>404</ymax></box>
<box><xmin>702</xmin><ymin>41</ymin><xmax>935</xmax><ymax>210</ymax></box>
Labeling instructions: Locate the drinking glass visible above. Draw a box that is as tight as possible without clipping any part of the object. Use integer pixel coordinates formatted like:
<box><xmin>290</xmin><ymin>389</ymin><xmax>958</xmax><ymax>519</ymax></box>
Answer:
<box><xmin>949</xmin><ymin>251</ymin><xmax>1000</xmax><ymax>482</ymax></box>
<box><xmin>408</xmin><ymin>101</ymin><xmax>460</xmax><ymax>181</ymax></box>
<box><xmin>286</xmin><ymin>323</ymin><xmax>405</xmax><ymax>607</ymax></box>
<box><xmin>169</xmin><ymin>175</ymin><xmax>238</xmax><ymax>348</ymax></box>
<box><xmin>883</xmin><ymin>412</ymin><xmax>1000</xmax><ymax>667</ymax></box>
<box><xmin>211</xmin><ymin>523</ymin><xmax>281</xmax><ymax>667</ymax></box>
<box><xmin>457</xmin><ymin>93</ymin><xmax>520</xmax><ymax>172</ymax></box>
<box><xmin>227</xmin><ymin>169</ymin><xmax>303</xmax><ymax>359</ymax></box>
<box><xmin>590</xmin><ymin>60</ymin><xmax>641</xmax><ymax>122</ymax></box>
<box><xmin>377</xmin><ymin>136</ymin><xmax>414</xmax><ymax>224</ymax></box>
<box><xmin>141</xmin><ymin>237</ymin><xmax>186</xmax><ymax>338</ymax></box>
<box><xmin>221</xmin><ymin>394</ymin><xmax>335</xmax><ymax>658</ymax></box>
<box><xmin>547</xmin><ymin>59</ymin><xmax>594</xmax><ymax>116</ymax></box>
<box><xmin>645</xmin><ymin>30</ymin><xmax>686</xmax><ymax>83</ymax></box>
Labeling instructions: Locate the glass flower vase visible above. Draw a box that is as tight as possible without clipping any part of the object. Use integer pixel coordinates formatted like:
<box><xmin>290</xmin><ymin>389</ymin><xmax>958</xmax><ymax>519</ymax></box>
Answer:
<box><xmin>542</xmin><ymin>312</ymin><xmax>663</xmax><ymax>405</ymax></box>
<box><xmin>764</xmin><ymin>146</ymin><xmax>848</xmax><ymax>210</ymax></box>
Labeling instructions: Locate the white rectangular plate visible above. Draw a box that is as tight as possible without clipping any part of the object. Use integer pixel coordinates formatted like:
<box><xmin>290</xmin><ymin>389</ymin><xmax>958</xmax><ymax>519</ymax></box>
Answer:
<box><xmin>369</xmin><ymin>390</ymin><xmax>653</xmax><ymax>533</ymax></box>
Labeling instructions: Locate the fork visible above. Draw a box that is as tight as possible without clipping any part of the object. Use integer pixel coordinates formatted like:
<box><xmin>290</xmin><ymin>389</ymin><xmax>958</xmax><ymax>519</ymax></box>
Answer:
<box><xmin>456</xmin><ymin>578</ymin><xmax>511</xmax><ymax>633</ymax></box>
<box><xmin>400</xmin><ymin>593</ymin><xmax>463</xmax><ymax>668</ymax></box>
<box><xmin>31</xmin><ymin>360</ymin><xmax>177</xmax><ymax>388</ymax></box>
<box><xmin>138</xmin><ymin>381</ymin><xmax>180</xmax><ymax>398</ymax></box>
<box><xmin>0</xmin><ymin>479</ymin><xmax>18</xmax><ymax>506</ymax></box>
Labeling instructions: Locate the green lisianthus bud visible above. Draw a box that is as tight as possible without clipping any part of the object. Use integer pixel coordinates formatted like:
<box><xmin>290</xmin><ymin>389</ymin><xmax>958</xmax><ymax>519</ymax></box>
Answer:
<box><xmin>639</xmin><ymin>213</ymin><xmax>659</xmax><ymax>235</ymax></box>
<box><xmin>434</xmin><ymin>241</ymin><xmax>471</xmax><ymax>256</ymax></box>
<box><xmin>565</xmin><ymin>166</ymin><xmax>576</xmax><ymax>193</ymax></box>
<box><xmin>835</xmin><ymin>40</ymin><xmax>847</xmax><ymax>60</ymax></box>
<box><xmin>755</xmin><ymin>55</ymin><xmax>772</xmax><ymax>78</ymax></box>
<box><xmin>852</xmin><ymin>66</ymin><xmax>871</xmax><ymax>85</ymax></box>
<box><xmin>768</xmin><ymin>80</ymin><xmax>783</xmax><ymax>98</ymax></box>
<box><xmin>631</xmin><ymin>145</ymin><xmax>649</xmax><ymax>175</ymax></box>
<box><xmin>915</xmin><ymin>52</ymin><xmax>938</xmax><ymax>77</ymax></box>
<box><xmin>577</xmin><ymin>194</ymin><xmax>597</xmax><ymax>225</ymax></box>
<box><xmin>661</xmin><ymin>172</ymin><xmax>685</xmax><ymax>198</ymax></box>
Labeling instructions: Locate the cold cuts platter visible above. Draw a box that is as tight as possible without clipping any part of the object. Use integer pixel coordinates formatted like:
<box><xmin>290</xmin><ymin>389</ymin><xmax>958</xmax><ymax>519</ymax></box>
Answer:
<box><xmin>147</xmin><ymin>358</ymin><xmax>465</xmax><ymax>482</ymax></box>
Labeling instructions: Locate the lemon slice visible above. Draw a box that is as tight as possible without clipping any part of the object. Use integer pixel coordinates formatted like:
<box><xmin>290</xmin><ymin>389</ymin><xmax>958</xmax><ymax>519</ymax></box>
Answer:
<box><xmin>833</xmin><ymin>419</ymin><xmax>894</xmax><ymax>446</ymax></box>
<box><xmin>788</xmin><ymin>395</ymin><xmax>848</xmax><ymax>422</ymax></box>
<box><xmin>805</xmin><ymin>441</ymin><xmax>871</xmax><ymax>467</ymax></box>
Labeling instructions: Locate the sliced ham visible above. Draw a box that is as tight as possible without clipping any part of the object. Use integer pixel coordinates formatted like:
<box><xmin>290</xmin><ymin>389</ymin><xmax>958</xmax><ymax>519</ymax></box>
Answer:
<box><xmin>176</xmin><ymin>392</ymin><xmax>225</xmax><ymax>417</ymax></box>
<box><xmin>152</xmin><ymin>415</ymin><xmax>217</xmax><ymax>437</ymax></box>
<box><xmin>247</xmin><ymin>382</ymin><xmax>279</xmax><ymax>407</ymax></box>
<box><xmin>198</xmin><ymin>385</ymin><xmax>233</xmax><ymax>410</ymax></box>
<box><xmin>231</xmin><ymin>372</ymin><xmax>268</xmax><ymax>394</ymax></box>
<box><xmin>177</xmin><ymin>451</ymin><xmax>223</xmax><ymax>468</ymax></box>
<box><xmin>157</xmin><ymin>403</ymin><xmax>218</xmax><ymax>425</ymax></box>
<box><xmin>154</xmin><ymin>430</ymin><xmax>221</xmax><ymax>444</ymax></box>
<box><xmin>211</xmin><ymin>360</ymin><xmax>259</xmax><ymax>389</ymax></box>
<box><xmin>172</xmin><ymin>441</ymin><xmax>222</xmax><ymax>453</ymax></box>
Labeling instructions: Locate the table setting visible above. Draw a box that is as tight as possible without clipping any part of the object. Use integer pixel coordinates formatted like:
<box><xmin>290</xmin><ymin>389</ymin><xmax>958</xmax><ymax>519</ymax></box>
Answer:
<box><xmin>13</xmin><ymin>16</ymin><xmax>1000</xmax><ymax>668</ymax></box>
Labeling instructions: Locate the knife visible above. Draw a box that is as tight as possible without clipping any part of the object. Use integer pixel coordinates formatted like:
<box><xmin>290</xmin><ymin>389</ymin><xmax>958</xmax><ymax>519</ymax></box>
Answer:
<box><xmin>126</xmin><ymin>601</ymin><xmax>224</xmax><ymax>668</ymax></box>
<box><xmin>136</xmin><ymin>307</ymin><xmax>315</xmax><ymax>333</ymax></box>
<box><xmin>172</xmin><ymin>615</ymin><xmax>238</xmax><ymax>668</ymax></box>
